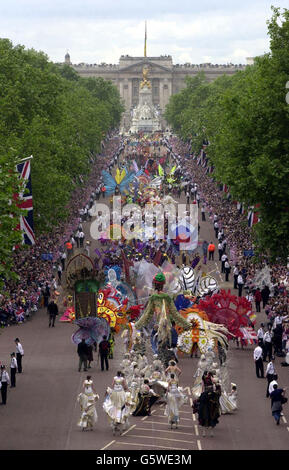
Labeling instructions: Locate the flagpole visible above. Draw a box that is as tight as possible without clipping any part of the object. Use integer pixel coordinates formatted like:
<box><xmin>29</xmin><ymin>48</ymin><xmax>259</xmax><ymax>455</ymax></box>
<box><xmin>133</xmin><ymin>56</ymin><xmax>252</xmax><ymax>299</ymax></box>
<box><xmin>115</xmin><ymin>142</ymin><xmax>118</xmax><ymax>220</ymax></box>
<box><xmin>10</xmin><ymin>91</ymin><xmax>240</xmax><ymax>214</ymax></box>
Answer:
<box><xmin>144</xmin><ymin>20</ymin><xmax>147</xmax><ymax>58</ymax></box>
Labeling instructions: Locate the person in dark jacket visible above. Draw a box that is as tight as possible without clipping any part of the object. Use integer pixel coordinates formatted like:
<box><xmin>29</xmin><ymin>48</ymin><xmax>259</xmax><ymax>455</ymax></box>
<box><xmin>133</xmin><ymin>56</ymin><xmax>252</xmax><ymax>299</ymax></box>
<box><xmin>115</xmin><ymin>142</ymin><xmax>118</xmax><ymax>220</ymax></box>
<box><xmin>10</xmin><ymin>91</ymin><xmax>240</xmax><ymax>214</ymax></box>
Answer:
<box><xmin>261</xmin><ymin>286</ymin><xmax>270</xmax><ymax>309</ymax></box>
<box><xmin>98</xmin><ymin>335</ymin><xmax>110</xmax><ymax>371</ymax></box>
<box><xmin>47</xmin><ymin>300</ymin><xmax>59</xmax><ymax>327</ymax></box>
<box><xmin>77</xmin><ymin>339</ymin><xmax>89</xmax><ymax>372</ymax></box>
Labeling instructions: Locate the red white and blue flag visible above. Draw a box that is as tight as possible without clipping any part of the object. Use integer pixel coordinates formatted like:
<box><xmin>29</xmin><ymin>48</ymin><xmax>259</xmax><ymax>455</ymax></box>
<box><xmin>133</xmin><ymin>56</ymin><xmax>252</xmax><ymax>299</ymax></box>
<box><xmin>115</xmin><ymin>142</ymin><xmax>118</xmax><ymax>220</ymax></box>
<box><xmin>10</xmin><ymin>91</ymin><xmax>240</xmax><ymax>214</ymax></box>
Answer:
<box><xmin>15</xmin><ymin>158</ymin><xmax>35</xmax><ymax>245</ymax></box>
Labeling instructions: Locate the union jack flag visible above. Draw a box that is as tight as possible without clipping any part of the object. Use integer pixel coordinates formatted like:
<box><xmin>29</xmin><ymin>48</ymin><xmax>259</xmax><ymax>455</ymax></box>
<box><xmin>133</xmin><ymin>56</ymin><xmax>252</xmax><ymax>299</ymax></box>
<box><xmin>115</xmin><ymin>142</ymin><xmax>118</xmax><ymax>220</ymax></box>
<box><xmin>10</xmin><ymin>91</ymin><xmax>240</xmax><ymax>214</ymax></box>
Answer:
<box><xmin>15</xmin><ymin>158</ymin><xmax>35</xmax><ymax>245</ymax></box>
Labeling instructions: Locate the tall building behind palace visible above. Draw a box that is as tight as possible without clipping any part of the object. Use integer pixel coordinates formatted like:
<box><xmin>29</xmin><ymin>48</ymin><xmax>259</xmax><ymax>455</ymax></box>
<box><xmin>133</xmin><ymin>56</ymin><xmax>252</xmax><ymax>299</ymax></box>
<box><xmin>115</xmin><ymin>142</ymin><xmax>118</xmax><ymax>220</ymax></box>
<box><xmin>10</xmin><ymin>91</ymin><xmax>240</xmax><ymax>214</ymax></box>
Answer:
<box><xmin>63</xmin><ymin>28</ymin><xmax>248</xmax><ymax>130</ymax></box>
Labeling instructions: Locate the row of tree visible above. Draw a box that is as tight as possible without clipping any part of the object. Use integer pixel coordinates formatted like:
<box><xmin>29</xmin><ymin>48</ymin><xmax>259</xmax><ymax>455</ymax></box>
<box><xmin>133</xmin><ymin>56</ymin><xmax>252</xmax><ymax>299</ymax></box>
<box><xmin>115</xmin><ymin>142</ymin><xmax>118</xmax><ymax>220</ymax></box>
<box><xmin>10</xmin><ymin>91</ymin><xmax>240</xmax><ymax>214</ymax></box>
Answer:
<box><xmin>0</xmin><ymin>39</ymin><xmax>124</xmax><ymax>286</ymax></box>
<box><xmin>165</xmin><ymin>7</ymin><xmax>289</xmax><ymax>262</ymax></box>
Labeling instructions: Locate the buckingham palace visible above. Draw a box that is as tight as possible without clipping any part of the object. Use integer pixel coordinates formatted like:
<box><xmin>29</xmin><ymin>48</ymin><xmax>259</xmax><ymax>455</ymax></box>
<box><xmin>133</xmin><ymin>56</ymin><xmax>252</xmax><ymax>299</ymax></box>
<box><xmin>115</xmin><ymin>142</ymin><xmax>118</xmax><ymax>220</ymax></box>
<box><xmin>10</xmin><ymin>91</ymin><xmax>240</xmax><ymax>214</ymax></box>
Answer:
<box><xmin>64</xmin><ymin>52</ymin><xmax>248</xmax><ymax>130</ymax></box>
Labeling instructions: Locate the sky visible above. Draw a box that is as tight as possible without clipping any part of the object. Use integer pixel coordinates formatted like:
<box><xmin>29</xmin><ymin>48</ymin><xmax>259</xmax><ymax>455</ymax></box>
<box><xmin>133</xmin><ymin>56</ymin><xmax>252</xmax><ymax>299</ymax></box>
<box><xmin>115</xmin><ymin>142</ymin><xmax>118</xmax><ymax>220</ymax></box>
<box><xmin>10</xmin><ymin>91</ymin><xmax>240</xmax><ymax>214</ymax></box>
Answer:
<box><xmin>0</xmin><ymin>1</ymin><xmax>288</xmax><ymax>65</ymax></box>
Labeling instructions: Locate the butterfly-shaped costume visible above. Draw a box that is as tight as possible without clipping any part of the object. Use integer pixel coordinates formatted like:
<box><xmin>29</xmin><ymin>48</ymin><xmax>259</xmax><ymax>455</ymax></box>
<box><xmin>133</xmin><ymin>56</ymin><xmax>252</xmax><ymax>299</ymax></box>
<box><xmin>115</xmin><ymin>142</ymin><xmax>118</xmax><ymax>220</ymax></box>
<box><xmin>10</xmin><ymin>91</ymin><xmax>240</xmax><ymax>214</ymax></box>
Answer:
<box><xmin>102</xmin><ymin>167</ymin><xmax>136</xmax><ymax>195</ymax></box>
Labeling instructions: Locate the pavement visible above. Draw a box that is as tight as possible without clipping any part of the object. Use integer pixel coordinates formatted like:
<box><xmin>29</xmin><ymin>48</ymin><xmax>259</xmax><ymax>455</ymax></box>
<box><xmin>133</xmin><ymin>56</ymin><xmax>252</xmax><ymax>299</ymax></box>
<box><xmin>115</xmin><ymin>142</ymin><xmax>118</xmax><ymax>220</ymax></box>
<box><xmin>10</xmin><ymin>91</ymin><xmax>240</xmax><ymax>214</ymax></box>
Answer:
<box><xmin>1</xmin><ymin>144</ymin><xmax>289</xmax><ymax>450</ymax></box>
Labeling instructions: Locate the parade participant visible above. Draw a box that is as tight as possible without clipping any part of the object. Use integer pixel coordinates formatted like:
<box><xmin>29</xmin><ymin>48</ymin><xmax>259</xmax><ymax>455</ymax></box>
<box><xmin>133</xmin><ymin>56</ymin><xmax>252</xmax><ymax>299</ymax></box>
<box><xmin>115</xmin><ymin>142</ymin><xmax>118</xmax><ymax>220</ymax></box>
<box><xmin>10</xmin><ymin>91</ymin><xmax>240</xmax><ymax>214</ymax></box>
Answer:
<box><xmin>77</xmin><ymin>376</ymin><xmax>99</xmax><ymax>431</ymax></box>
<box><xmin>103</xmin><ymin>371</ymin><xmax>129</xmax><ymax>434</ymax></box>
<box><xmin>228</xmin><ymin>384</ymin><xmax>238</xmax><ymax>409</ymax></box>
<box><xmin>164</xmin><ymin>373</ymin><xmax>186</xmax><ymax>429</ymax></box>
<box><xmin>197</xmin><ymin>385</ymin><xmax>221</xmax><ymax>437</ymax></box>
<box><xmin>133</xmin><ymin>379</ymin><xmax>159</xmax><ymax>416</ymax></box>
<box><xmin>165</xmin><ymin>360</ymin><xmax>181</xmax><ymax>380</ymax></box>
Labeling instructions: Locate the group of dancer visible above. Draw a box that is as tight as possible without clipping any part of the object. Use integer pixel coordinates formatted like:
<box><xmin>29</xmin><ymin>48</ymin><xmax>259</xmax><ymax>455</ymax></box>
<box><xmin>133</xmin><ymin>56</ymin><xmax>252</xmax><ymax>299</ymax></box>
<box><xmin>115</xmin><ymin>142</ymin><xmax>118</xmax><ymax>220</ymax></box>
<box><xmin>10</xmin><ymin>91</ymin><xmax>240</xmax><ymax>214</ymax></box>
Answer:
<box><xmin>102</xmin><ymin>346</ymin><xmax>188</xmax><ymax>434</ymax></box>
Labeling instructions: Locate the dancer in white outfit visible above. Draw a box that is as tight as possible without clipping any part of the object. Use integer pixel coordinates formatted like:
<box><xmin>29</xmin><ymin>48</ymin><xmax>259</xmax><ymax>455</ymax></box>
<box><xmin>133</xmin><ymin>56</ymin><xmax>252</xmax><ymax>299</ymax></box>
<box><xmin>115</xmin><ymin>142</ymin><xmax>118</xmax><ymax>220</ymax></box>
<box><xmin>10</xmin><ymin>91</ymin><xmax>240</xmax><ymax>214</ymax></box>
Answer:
<box><xmin>77</xmin><ymin>376</ymin><xmax>99</xmax><ymax>431</ymax></box>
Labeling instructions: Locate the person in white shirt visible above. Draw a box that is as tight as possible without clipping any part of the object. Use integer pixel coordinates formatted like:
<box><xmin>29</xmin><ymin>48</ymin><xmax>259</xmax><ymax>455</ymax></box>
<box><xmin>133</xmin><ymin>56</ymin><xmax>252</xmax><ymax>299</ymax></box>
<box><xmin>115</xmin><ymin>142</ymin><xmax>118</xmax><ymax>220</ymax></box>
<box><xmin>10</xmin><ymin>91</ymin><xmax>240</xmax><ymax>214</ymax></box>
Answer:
<box><xmin>253</xmin><ymin>343</ymin><xmax>264</xmax><ymax>378</ymax></box>
<box><xmin>15</xmin><ymin>338</ymin><xmax>24</xmax><ymax>373</ymax></box>
<box><xmin>78</xmin><ymin>231</ymin><xmax>85</xmax><ymax>248</ymax></box>
<box><xmin>233</xmin><ymin>266</ymin><xmax>239</xmax><ymax>289</ymax></box>
<box><xmin>10</xmin><ymin>352</ymin><xmax>17</xmax><ymax>388</ymax></box>
<box><xmin>0</xmin><ymin>365</ymin><xmax>10</xmax><ymax>404</ymax></box>
<box><xmin>221</xmin><ymin>253</ymin><xmax>228</xmax><ymax>273</ymax></box>
<box><xmin>61</xmin><ymin>252</ymin><xmax>67</xmax><ymax>270</ymax></box>
<box><xmin>266</xmin><ymin>360</ymin><xmax>276</xmax><ymax>397</ymax></box>
<box><xmin>268</xmin><ymin>376</ymin><xmax>278</xmax><ymax>395</ymax></box>
<box><xmin>218</xmin><ymin>242</ymin><xmax>223</xmax><ymax>261</ymax></box>
<box><xmin>224</xmin><ymin>260</ymin><xmax>231</xmax><ymax>282</ymax></box>
<box><xmin>263</xmin><ymin>328</ymin><xmax>273</xmax><ymax>362</ymax></box>
<box><xmin>257</xmin><ymin>323</ymin><xmax>265</xmax><ymax>346</ymax></box>
<box><xmin>237</xmin><ymin>273</ymin><xmax>244</xmax><ymax>297</ymax></box>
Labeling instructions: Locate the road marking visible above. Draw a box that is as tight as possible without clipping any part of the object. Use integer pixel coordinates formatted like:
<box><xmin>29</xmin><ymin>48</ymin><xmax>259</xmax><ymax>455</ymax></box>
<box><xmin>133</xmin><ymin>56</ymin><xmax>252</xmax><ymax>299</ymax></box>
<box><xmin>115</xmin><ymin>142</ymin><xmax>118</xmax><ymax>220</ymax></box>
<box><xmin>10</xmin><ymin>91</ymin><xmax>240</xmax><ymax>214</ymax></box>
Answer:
<box><xmin>151</xmin><ymin>409</ymin><xmax>156</xmax><ymax>414</ymax></box>
<box><xmin>118</xmin><ymin>442</ymin><xmax>186</xmax><ymax>450</ymax></box>
<box><xmin>121</xmin><ymin>425</ymin><xmax>136</xmax><ymax>436</ymax></box>
<box><xmin>190</xmin><ymin>398</ymin><xmax>193</xmax><ymax>407</ymax></box>
<box><xmin>287</xmin><ymin>427</ymin><xmax>289</xmax><ymax>432</ymax></box>
<box><xmin>179</xmin><ymin>410</ymin><xmax>194</xmax><ymax>414</ymax></box>
<box><xmin>192</xmin><ymin>413</ymin><xmax>196</xmax><ymax>422</ymax></box>
<box><xmin>149</xmin><ymin>415</ymin><xmax>192</xmax><ymax>422</ymax></box>
<box><xmin>138</xmin><ymin>420</ymin><xmax>193</xmax><ymax>429</ymax></box>
<box><xmin>100</xmin><ymin>440</ymin><xmax>115</xmax><ymax>450</ymax></box>
<box><xmin>195</xmin><ymin>425</ymin><xmax>199</xmax><ymax>436</ymax></box>
<box><xmin>135</xmin><ymin>427</ymin><xmax>198</xmax><ymax>437</ymax></box>
<box><xmin>141</xmin><ymin>416</ymin><xmax>148</xmax><ymax>421</ymax></box>
<box><xmin>197</xmin><ymin>440</ymin><xmax>202</xmax><ymax>451</ymax></box>
<box><xmin>127</xmin><ymin>434</ymin><xmax>195</xmax><ymax>445</ymax></box>
<box><xmin>282</xmin><ymin>416</ymin><xmax>287</xmax><ymax>423</ymax></box>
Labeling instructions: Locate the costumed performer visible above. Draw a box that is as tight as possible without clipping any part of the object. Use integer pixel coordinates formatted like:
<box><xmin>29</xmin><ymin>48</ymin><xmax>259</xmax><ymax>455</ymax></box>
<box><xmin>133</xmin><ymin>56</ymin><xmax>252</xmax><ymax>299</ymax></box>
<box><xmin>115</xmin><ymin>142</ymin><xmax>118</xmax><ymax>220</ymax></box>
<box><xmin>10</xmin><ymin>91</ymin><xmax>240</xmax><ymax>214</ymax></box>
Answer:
<box><xmin>77</xmin><ymin>376</ymin><xmax>99</xmax><ymax>431</ymax></box>
<box><xmin>133</xmin><ymin>379</ymin><xmax>159</xmax><ymax>416</ymax></box>
<box><xmin>164</xmin><ymin>373</ymin><xmax>187</xmax><ymax>429</ymax></box>
<box><xmin>103</xmin><ymin>371</ymin><xmax>130</xmax><ymax>434</ymax></box>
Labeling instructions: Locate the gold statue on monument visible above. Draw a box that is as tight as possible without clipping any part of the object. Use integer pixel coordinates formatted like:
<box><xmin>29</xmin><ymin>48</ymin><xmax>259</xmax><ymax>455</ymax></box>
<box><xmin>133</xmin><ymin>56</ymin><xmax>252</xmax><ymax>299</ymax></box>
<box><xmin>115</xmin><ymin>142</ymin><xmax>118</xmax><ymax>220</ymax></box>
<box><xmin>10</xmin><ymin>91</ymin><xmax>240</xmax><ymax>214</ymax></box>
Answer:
<box><xmin>140</xmin><ymin>66</ymin><xmax>151</xmax><ymax>89</ymax></box>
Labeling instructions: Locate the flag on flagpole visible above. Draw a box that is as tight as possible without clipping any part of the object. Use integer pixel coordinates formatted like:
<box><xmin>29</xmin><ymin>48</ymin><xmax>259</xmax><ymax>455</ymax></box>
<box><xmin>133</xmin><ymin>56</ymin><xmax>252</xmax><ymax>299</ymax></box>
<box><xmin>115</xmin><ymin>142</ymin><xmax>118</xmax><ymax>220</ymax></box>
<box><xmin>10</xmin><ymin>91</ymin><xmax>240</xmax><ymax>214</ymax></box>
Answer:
<box><xmin>15</xmin><ymin>157</ymin><xmax>35</xmax><ymax>245</ymax></box>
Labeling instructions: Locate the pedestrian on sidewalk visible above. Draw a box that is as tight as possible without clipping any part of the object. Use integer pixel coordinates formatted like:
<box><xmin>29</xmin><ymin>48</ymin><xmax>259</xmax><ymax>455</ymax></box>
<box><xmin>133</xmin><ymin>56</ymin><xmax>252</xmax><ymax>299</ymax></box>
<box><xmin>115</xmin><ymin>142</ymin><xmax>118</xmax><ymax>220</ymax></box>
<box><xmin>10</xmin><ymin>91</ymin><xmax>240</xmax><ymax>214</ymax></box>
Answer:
<box><xmin>10</xmin><ymin>353</ymin><xmax>17</xmax><ymax>388</ymax></box>
<box><xmin>254</xmin><ymin>342</ymin><xmax>264</xmax><ymax>378</ymax></box>
<box><xmin>0</xmin><ymin>365</ymin><xmax>10</xmax><ymax>404</ymax></box>
<box><xmin>15</xmin><ymin>338</ymin><xmax>24</xmax><ymax>373</ymax></box>
<box><xmin>47</xmin><ymin>299</ymin><xmax>59</xmax><ymax>327</ymax></box>
<box><xmin>98</xmin><ymin>335</ymin><xmax>110</xmax><ymax>371</ymax></box>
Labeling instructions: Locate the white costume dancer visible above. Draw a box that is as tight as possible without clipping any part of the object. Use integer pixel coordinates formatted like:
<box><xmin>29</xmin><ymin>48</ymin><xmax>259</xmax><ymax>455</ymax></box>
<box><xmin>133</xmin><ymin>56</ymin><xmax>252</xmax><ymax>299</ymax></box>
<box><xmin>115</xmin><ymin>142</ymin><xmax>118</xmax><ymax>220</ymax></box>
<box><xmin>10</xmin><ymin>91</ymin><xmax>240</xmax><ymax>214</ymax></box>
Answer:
<box><xmin>164</xmin><ymin>375</ymin><xmax>187</xmax><ymax>428</ymax></box>
<box><xmin>77</xmin><ymin>378</ymin><xmax>99</xmax><ymax>431</ymax></box>
<box><xmin>192</xmin><ymin>354</ymin><xmax>208</xmax><ymax>399</ymax></box>
<box><xmin>103</xmin><ymin>373</ymin><xmax>130</xmax><ymax>434</ymax></box>
<box><xmin>213</xmin><ymin>369</ymin><xmax>237</xmax><ymax>414</ymax></box>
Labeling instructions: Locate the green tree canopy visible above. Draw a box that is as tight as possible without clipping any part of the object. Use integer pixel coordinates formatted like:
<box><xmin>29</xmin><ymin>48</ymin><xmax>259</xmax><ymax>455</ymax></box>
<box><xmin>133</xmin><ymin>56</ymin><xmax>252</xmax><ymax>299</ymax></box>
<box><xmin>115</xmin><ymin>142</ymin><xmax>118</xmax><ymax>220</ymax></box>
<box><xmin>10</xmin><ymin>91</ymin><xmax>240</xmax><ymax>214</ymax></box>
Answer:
<box><xmin>165</xmin><ymin>7</ymin><xmax>289</xmax><ymax>262</ymax></box>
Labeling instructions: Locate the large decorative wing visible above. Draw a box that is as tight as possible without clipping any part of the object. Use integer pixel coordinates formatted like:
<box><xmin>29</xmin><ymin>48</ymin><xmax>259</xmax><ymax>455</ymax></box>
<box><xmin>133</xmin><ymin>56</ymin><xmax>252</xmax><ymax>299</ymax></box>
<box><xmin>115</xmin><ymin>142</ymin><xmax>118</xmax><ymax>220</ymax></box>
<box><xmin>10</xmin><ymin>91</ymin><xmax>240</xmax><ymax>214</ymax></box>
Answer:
<box><xmin>101</xmin><ymin>170</ymin><xmax>117</xmax><ymax>195</ymax></box>
<box><xmin>119</xmin><ymin>171</ymin><xmax>136</xmax><ymax>193</ymax></box>
<box><xmin>158</xmin><ymin>164</ymin><xmax>164</xmax><ymax>177</ymax></box>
